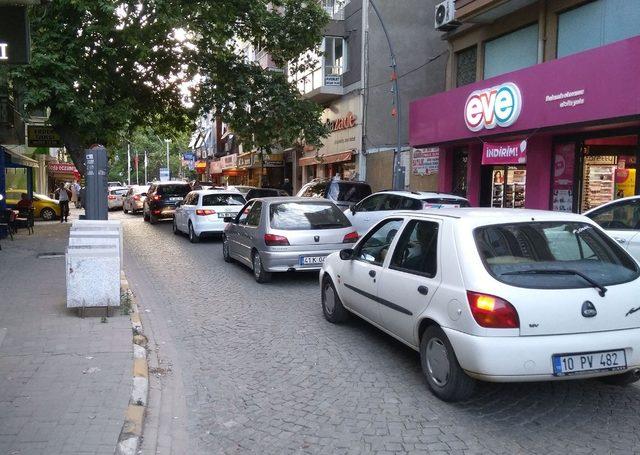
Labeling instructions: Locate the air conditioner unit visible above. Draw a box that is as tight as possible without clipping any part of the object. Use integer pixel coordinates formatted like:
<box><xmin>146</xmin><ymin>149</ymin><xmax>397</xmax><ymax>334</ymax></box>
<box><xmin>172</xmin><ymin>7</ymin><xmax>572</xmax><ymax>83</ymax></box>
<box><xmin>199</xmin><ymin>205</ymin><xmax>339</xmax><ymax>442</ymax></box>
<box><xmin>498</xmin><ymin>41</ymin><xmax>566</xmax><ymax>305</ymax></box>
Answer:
<box><xmin>435</xmin><ymin>0</ymin><xmax>461</xmax><ymax>31</ymax></box>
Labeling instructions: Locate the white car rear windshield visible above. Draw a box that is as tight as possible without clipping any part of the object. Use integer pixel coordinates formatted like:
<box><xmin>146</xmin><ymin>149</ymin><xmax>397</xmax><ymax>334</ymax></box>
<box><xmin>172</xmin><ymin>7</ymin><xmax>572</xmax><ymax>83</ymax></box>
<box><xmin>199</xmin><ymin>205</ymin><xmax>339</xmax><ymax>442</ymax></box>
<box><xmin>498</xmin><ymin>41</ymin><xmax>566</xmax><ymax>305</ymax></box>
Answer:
<box><xmin>202</xmin><ymin>194</ymin><xmax>245</xmax><ymax>206</ymax></box>
<box><xmin>270</xmin><ymin>202</ymin><xmax>351</xmax><ymax>230</ymax></box>
<box><xmin>475</xmin><ymin>221</ymin><xmax>639</xmax><ymax>289</ymax></box>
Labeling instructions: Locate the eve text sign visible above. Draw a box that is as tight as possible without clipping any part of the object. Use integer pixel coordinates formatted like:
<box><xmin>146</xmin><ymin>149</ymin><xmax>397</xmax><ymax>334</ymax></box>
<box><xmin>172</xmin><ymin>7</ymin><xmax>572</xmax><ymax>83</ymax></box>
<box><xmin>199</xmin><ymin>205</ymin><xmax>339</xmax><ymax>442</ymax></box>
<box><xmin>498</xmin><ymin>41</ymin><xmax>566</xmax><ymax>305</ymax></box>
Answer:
<box><xmin>464</xmin><ymin>82</ymin><xmax>522</xmax><ymax>132</ymax></box>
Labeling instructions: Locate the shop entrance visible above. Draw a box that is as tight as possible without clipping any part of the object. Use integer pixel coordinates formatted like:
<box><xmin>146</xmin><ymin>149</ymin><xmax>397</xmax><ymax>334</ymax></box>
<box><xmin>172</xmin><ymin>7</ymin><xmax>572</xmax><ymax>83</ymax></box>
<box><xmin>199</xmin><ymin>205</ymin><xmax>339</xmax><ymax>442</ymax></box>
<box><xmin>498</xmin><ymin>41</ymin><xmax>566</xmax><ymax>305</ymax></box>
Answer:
<box><xmin>577</xmin><ymin>135</ymin><xmax>639</xmax><ymax>212</ymax></box>
<box><xmin>481</xmin><ymin>165</ymin><xmax>526</xmax><ymax>208</ymax></box>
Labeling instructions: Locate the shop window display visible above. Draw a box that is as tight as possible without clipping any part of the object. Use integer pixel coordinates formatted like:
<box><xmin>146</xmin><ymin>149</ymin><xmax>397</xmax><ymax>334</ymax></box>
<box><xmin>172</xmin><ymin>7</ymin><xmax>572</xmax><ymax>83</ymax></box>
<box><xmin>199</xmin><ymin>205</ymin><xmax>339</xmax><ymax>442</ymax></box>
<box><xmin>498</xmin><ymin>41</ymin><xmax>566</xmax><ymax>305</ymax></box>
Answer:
<box><xmin>491</xmin><ymin>166</ymin><xmax>526</xmax><ymax>209</ymax></box>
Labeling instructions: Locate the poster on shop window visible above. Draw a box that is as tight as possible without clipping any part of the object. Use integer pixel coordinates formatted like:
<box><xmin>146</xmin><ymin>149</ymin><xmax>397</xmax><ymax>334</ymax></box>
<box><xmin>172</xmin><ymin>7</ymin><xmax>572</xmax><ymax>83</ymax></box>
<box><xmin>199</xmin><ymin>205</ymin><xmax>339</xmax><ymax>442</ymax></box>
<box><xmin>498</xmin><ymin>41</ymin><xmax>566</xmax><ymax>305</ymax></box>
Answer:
<box><xmin>552</xmin><ymin>143</ymin><xmax>575</xmax><ymax>212</ymax></box>
<box><xmin>412</xmin><ymin>147</ymin><xmax>439</xmax><ymax>176</ymax></box>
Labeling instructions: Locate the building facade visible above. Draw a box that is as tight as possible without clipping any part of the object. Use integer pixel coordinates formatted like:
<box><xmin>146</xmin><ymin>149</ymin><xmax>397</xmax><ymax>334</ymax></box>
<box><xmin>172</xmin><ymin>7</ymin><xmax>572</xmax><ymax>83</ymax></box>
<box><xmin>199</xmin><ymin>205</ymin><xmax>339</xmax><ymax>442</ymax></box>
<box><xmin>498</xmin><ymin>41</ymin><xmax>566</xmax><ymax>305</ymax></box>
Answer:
<box><xmin>362</xmin><ymin>0</ymin><xmax>447</xmax><ymax>192</ymax></box>
<box><xmin>409</xmin><ymin>0</ymin><xmax>640</xmax><ymax>211</ymax></box>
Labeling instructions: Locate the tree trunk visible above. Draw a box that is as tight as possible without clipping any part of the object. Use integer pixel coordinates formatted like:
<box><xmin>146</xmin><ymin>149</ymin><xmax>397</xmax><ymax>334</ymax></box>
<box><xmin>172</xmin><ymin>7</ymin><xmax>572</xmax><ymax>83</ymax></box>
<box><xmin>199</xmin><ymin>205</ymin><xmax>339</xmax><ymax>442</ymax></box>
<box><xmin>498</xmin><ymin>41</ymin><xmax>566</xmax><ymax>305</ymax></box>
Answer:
<box><xmin>53</xmin><ymin>124</ymin><xmax>86</xmax><ymax>176</ymax></box>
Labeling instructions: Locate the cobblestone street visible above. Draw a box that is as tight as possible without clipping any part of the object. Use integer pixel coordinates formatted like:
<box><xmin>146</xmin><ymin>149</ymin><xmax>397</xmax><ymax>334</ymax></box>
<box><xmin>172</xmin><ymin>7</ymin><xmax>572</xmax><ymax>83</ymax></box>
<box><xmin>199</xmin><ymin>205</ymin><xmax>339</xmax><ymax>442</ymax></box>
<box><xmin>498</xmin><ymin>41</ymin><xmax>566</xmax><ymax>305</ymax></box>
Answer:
<box><xmin>118</xmin><ymin>212</ymin><xmax>640</xmax><ymax>454</ymax></box>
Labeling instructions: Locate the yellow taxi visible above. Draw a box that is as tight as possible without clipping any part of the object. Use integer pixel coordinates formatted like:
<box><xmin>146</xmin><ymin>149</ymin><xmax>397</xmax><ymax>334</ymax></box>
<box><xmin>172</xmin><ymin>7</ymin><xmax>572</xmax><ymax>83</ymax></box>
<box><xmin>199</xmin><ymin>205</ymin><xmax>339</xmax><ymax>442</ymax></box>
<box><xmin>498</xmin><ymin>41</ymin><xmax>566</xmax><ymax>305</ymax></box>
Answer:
<box><xmin>6</xmin><ymin>189</ymin><xmax>62</xmax><ymax>221</ymax></box>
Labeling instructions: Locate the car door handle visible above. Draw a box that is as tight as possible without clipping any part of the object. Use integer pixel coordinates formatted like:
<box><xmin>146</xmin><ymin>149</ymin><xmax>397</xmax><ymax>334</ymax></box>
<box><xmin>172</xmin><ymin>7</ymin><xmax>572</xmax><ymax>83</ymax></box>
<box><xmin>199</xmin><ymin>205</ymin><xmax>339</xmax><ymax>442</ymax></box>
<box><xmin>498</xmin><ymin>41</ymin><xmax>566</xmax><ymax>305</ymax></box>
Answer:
<box><xmin>417</xmin><ymin>285</ymin><xmax>429</xmax><ymax>296</ymax></box>
<box><xmin>613</xmin><ymin>237</ymin><xmax>626</xmax><ymax>244</ymax></box>
<box><xmin>369</xmin><ymin>270</ymin><xmax>376</xmax><ymax>278</ymax></box>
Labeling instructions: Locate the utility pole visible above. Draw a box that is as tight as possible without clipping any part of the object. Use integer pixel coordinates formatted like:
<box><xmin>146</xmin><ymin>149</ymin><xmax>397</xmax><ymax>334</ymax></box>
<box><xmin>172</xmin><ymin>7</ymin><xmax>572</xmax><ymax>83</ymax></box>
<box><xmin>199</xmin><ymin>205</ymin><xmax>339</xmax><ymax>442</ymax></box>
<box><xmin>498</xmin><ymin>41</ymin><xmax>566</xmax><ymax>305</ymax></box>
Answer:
<box><xmin>369</xmin><ymin>0</ymin><xmax>404</xmax><ymax>190</ymax></box>
<box><xmin>136</xmin><ymin>150</ymin><xmax>139</xmax><ymax>185</ymax></box>
<box><xmin>144</xmin><ymin>150</ymin><xmax>148</xmax><ymax>184</ymax></box>
<box><xmin>127</xmin><ymin>142</ymin><xmax>131</xmax><ymax>186</ymax></box>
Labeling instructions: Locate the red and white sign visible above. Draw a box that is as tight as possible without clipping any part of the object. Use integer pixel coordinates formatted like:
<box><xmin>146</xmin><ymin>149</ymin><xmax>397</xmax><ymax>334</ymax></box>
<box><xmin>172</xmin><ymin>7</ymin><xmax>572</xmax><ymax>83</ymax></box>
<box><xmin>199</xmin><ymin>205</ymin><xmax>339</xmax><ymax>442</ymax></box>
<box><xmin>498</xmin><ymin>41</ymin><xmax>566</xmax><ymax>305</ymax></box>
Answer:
<box><xmin>482</xmin><ymin>140</ymin><xmax>527</xmax><ymax>165</ymax></box>
<box><xmin>48</xmin><ymin>162</ymin><xmax>78</xmax><ymax>173</ymax></box>
<box><xmin>465</xmin><ymin>82</ymin><xmax>522</xmax><ymax>132</ymax></box>
<box><xmin>412</xmin><ymin>147</ymin><xmax>440</xmax><ymax>176</ymax></box>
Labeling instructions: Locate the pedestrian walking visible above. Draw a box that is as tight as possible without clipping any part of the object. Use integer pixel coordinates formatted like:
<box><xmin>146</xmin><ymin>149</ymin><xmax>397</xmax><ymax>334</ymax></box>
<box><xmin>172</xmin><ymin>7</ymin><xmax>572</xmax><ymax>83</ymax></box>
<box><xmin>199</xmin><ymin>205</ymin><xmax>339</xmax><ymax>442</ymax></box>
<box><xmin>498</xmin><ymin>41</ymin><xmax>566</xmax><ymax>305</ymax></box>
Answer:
<box><xmin>71</xmin><ymin>181</ymin><xmax>80</xmax><ymax>208</ymax></box>
<box><xmin>55</xmin><ymin>182</ymin><xmax>71</xmax><ymax>222</ymax></box>
<box><xmin>281</xmin><ymin>178</ymin><xmax>293</xmax><ymax>196</ymax></box>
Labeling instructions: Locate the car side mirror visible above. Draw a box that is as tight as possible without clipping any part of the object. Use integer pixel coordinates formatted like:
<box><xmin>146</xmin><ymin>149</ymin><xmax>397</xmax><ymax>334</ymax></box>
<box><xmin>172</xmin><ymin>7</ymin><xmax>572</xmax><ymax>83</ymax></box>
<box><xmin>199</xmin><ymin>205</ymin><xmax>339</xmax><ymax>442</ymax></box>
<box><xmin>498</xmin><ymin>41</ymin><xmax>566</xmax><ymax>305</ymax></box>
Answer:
<box><xmin>141</xmin><ymin>193</ymin><xmax>147</xmax><ymax>197</ymax></box>
<box><xmin>223</xmin><ymin>217</ymin><xmax>235</xmax><ymax>223</ymax></box>
<box><xmin>339</xmin><ymin>249</ymin><xmax>354</xmax><ymax>260</ymax></box>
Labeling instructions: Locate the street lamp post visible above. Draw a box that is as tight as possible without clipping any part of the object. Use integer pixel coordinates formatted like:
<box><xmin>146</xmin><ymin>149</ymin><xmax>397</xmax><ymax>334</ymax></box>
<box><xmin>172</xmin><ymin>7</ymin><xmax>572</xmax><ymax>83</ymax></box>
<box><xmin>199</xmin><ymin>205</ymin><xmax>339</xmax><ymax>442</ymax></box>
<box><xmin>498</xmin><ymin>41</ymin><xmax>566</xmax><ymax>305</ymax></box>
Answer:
<box><xmin>368</xmin><ymin>0</ymin><xmax>404</xmax><ymax>190</ymax></box>
<box><xmin>164</xmin><ymin>139</ymin><xmax>171</xmax><ymax>179</ymax></box>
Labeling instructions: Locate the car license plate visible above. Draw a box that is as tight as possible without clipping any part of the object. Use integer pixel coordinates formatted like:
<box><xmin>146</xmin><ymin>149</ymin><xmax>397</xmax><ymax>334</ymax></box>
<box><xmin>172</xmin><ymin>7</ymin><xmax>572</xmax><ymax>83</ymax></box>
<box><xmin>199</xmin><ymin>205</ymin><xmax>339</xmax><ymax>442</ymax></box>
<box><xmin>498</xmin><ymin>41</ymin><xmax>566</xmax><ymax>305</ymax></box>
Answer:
<box><xmin>218</xmin><ymin>213</ymin><xmax>236</xmax><ymax>219</ymax></box>
<box><xmin>169</xmin><ymin>197</ymin><xmax>182</xmax><ymax>201</ymax></box>
<box><xmin>299</xmin><ymin>255</ymin><xmax>326</xmax><ymax>266</ymax></box>
<box><xmin>552</xmin><ymin>349</ymin><xmax>627</xmax><ymax>376</ymax></box>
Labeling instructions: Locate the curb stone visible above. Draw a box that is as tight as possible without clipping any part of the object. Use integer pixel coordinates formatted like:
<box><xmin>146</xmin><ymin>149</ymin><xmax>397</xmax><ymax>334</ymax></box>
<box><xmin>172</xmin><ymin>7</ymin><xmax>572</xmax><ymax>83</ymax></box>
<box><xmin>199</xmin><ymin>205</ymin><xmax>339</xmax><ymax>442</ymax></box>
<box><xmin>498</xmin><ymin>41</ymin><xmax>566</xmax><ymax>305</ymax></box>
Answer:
<box><xmin>116</xmin><ymin>274</ymin><xmax>149</xmax><ymax>455</ymax></box>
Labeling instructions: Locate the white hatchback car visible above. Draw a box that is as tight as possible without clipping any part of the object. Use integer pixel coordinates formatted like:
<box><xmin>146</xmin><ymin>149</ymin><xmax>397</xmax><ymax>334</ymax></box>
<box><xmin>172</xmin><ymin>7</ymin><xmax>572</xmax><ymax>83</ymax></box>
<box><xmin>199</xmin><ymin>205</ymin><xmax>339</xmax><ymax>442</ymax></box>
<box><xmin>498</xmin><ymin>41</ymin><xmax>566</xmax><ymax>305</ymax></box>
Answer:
<box><xmin>345</xmin><ymin>191</ymin><xmax>470</xmax><ymax>235</ymax></box>
<box><xmin>584</xmin><ymin>196</ymin><xmax>640</xmax><ymax>262</ymax></box>
<box><xmin>173</xmin><ymin>190</ymin><xmax>246</xmax><ymax>242</ymax></box>
<box><xmin>320</xmin><ymin>208</ymin><xmax>640</xmax><ymax>401</ymax></box>
<box><xmin>107</xmin><ymin>187</ymin><xmax>128</xmax><ymax>210</ymax></box>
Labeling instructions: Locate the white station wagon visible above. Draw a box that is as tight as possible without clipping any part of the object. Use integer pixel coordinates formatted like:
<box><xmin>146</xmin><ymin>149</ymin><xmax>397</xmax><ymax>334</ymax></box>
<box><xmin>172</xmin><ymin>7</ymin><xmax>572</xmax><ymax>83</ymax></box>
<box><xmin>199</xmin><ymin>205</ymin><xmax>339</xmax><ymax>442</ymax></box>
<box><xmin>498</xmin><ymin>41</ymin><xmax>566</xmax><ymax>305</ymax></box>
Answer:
<box><xmin>319</xmin><ymin>208</ymin><xmax>640</xmax><ymax>401</ymax></box>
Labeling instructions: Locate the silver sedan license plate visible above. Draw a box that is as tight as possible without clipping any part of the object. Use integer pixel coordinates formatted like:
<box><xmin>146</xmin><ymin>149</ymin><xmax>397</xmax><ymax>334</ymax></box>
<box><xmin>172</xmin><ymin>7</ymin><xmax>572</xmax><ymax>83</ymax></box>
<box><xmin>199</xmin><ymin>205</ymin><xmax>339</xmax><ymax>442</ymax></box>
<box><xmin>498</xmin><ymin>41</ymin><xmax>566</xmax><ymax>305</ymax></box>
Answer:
<box><xmin>299</xmin><ymin>255</ymin><xmax>325</xmax><ymax>266</ymax></box>
<box><xmin>552</xmin><ymin>349</ymin><xmax>627</xmax><ymax>376</ymax></box>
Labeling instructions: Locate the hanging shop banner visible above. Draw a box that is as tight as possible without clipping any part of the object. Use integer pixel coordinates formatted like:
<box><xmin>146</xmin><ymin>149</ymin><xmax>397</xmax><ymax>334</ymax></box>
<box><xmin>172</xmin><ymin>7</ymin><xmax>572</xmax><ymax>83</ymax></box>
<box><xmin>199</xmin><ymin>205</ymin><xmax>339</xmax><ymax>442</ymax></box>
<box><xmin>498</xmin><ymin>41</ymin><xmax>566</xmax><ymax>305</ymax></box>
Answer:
<box><xmin>26</xmin><ymin>125</ymin><xmax>63</xmax><ymax>148</ymax></box>
<box><xmin>482</xmin><ymin>140</ymin><xmax>527</xmax><ymax>165</ymax></box>
<box><xmin>0</xmin><ymin>6</ymin><xmax>30</xmax><ymax>65</ymax></box>
<box><xmin>552</xmin><ymin>143</ymin><xmax>575</xmax><ymax>213</ymax></box>
<box><xmin>412</xmin><ymin>147</ymin><xmax>439</xmax><ymax>176</ymax></box>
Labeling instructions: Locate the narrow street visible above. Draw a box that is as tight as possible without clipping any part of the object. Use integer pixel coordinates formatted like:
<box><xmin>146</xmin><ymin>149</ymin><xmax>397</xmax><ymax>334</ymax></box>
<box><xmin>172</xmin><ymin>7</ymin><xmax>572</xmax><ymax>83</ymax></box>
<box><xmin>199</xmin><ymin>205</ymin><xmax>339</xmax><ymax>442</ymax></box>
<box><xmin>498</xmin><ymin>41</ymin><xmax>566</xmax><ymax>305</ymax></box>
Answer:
<box><xmin>115</xmin><ymin>211</ymin><xmax>640</xmax><ymax>455</ymax></box>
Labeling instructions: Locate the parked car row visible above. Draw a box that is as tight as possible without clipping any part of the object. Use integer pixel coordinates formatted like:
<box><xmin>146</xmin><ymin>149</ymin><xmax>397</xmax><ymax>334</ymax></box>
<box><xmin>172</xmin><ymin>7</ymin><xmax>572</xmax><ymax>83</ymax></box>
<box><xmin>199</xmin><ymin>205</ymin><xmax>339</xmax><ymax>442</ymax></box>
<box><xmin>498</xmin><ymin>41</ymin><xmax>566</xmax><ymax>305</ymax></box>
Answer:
<box><xmin>142</xmin><ymin>179</ymin><xmax>640</xmax><ymax>402</ymax></box>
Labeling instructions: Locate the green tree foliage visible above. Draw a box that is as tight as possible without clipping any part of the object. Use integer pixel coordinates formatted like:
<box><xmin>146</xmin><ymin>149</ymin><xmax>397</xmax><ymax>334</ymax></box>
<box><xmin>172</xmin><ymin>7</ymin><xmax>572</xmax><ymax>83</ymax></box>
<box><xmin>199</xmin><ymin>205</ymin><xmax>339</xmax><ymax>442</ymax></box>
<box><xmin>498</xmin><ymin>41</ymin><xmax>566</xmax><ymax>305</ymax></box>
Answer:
<box><xmin>5</xmin><ymin>0</ymin><xmax>329</xmax><ymax>174</ymax></box>
<box><xmin>8</xmin><ymin>0</ymin><xmax>191</xmax><ymax>173</ymax></box>
<box><xmin>108</xmin><ymin>126</ymin><xmax>193</xmax><ymax>183</ymax></box>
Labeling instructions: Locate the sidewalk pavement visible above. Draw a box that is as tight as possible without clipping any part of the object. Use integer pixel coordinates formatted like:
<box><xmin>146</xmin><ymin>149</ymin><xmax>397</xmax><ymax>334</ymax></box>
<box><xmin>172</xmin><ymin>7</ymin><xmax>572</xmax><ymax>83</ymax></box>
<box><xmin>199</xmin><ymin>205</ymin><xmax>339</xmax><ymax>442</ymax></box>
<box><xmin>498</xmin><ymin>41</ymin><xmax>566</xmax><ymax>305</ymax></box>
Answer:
<box><xmin>0</xmin><ymin>211</ymin><xmax>132</xmax><ymax>455</ymax></box>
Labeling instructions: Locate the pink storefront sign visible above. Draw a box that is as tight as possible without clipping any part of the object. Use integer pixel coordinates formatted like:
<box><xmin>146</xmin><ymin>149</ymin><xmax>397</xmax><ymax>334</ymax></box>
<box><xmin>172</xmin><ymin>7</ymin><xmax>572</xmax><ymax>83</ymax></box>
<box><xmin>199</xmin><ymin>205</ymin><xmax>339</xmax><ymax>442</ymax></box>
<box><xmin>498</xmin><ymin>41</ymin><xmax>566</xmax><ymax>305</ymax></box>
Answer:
<box><xmin>410</xmin><ymin>36</ymin><xmax>640</xmax><ymax>147</ymax></box>
<box><xmin>482</xmin><ymin>140</ymin><xmax>527</xmax><ymax>165</ymax></box>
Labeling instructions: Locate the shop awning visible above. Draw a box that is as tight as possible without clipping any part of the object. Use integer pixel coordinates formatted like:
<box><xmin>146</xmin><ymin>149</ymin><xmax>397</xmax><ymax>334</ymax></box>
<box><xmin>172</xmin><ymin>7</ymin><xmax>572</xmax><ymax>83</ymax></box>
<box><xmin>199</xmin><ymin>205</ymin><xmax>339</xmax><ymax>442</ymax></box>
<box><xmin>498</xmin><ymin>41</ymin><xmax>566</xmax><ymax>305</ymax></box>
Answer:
<box><xmin>2</xmin><ymin>145</ymin><xmax>39</xmax><ymax>168</ymax></box>
<box><xmin>298</xmin><ymin>150</ymin><xmax>354</xmax><ymax>167</ymax></box>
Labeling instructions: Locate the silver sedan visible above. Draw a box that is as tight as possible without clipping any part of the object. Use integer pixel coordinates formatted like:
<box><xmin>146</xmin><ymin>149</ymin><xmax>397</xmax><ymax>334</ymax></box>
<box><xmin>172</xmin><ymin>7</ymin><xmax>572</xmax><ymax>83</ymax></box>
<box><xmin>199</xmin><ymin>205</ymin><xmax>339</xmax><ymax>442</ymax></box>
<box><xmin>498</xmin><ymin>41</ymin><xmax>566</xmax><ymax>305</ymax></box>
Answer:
<box><xmin>222</xmin><ymin>197</ymin><xmax>359</xmax><ymax>283</ymax></box>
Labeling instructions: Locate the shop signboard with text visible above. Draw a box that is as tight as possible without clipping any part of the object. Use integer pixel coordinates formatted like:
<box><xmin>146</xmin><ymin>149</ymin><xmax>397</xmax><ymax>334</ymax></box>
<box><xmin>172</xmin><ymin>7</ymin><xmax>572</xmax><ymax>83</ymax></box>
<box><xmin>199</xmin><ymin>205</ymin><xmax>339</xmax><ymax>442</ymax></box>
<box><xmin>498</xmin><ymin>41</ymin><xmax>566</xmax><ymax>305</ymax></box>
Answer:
<box><xmin>482</xmin><ymin>140</ymin><xmax>527</xmax><ymax>165</ymax></box>
<box><xmin>26</xmin><ymin>125</ymin><xmax>63</xmax><ymax>148</ymax></box>
<box><xmin>410</xmin><ymin>36</ymin><xmax>640</xmax><ymax>147</ymax></box>
<box><xmin>221</xmin><ymin>154</ymin><xmax>237</xmax><ymax>170</ymax></box>
<box><xmin>318</xmin><ymin>92</ymin><xmax>362</xmax><ymax>158</ymax></box>
<box><xmin>0</xmin><ymin>6</ymin><xmax>30</xmax><ymax>65</ymax></box>
<box><xmin>412</xmin><ymin>148</ymin><xmax>439</xmax><ymax>176</ymax></box>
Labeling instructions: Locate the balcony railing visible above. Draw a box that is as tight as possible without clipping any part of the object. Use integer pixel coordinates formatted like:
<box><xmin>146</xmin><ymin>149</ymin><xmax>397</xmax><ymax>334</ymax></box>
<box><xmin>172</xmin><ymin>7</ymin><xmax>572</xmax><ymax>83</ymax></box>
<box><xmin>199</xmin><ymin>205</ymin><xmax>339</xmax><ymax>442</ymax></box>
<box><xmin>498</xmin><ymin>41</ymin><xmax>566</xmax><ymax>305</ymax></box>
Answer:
<box><xmin>322</xmin><ymin>0</ymin><xmax>349</xmax><ymax>20</ymax></box>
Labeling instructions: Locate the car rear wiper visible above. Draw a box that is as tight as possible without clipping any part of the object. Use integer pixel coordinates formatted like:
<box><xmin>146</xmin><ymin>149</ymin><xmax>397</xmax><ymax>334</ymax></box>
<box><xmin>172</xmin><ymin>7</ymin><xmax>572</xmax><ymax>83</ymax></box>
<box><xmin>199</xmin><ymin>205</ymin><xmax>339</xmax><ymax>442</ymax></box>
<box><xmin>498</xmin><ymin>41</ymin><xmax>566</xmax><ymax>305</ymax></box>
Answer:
<box><xmin>500</xmin><ymin>269</ymin><xmax>608</xmax><ymax>297</ymax></box>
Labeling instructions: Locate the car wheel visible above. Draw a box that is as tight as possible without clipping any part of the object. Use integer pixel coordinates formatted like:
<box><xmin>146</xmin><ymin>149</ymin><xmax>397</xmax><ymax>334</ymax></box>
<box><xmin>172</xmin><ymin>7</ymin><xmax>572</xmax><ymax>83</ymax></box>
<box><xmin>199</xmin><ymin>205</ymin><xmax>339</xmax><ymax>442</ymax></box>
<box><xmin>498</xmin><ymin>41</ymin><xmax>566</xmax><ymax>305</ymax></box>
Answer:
<box><xmin>188</xmin><ymin>222</ymin><xmax>200</xmax><ymax>243</ymax></box>
<box><xmin>222</xmin><ymin>235</ymin><xmax>233</xmax><ymax>263</ymax></box>
<box><xmin>420</xmin><ymin>325</ymin><xmax>476</xmax><ymax>402</ymax></box>
<box><xmin>252</xmin><ymin>251</ymin><xmax>271</xmax><ymax>283</ymax></box>
<box><xmin>143</xmin><ymin>205</ymin><xmax>150</xmax><ymax>222</ymax></box>
<box><xmin>321</xmin><ymin>276</ymin><xmax>349</xmax><ymax>323</ymax></box>
<box><xmin>40</xmin><ymin>207</ymin><xmax>56</xmax><ymax>221</ymax></box>
<box><xmin>599</xmin><ymin>369</ymin><xmax>640</xmax><ymax>386</ymax></box>
<box><xmin>149</xmin><ymin>212</ymin><xmax>158</xmax><ymax>225</ymax></box>
<box><xmin>172</xmin><ymin>219</ymin><xmax>179</xmax><ymax>235</ymax></box>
